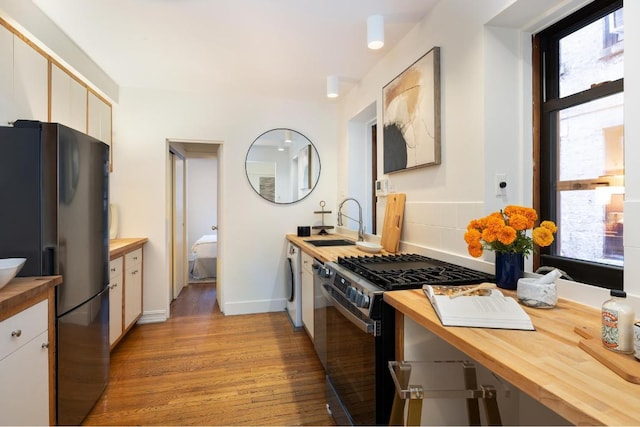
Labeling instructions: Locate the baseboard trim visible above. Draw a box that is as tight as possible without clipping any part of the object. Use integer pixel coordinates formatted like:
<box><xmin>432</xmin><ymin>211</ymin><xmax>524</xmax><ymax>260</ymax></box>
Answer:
<box><xmin>138</xmin><ymin>310</ymin><xmax>168</xmax><ymax>324</ymax></box>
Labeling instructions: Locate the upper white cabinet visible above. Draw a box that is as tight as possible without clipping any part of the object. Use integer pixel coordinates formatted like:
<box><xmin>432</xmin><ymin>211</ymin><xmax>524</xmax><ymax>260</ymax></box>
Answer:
<box><xmin>0</xmin><ymin>24</ymin><xmax>13</xmax><ymax>126</ymax></box>
<box><xmin>1</xmin><ymin>20</ymin><xmax>113</xmax><ymax>169</ymax></box>
<box><xmin>12</xmin><ymin>36</ymin><xmax>47</xmax><ymax>122</ymax></box>
<box><xmin>0</xmin><ymin>26</ymin><xmax>47</xmax><ymax>124</ymax></box>
<box><xmin>50</xmin><ymin>64</ymin><xmax>87</xmax><ymax>132</ymax></box>
<box><xmin>88</xmin><ymin>91</ymin><xmax>112</xmax><ymax>146</ymax></box>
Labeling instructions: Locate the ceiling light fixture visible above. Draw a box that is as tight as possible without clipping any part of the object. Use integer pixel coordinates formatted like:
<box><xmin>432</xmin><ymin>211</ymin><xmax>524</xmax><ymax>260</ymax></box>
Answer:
<box><xmin>284</xmin><ymin>130</ymin><xmax>293</xmax><ymax>143</ymax></box>
<box><xmin>367</xmin><ymin>14</ymin><xmax>384</xmax><ymax>50</ymax></box>
<box><xmin>327</xmin><ymin>75</ymin><xmax>339</xmax><ymax>98</ymax></box>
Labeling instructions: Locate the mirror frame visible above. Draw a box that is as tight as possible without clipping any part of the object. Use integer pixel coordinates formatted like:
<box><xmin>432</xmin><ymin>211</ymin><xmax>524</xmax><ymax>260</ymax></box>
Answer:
<box><xmin>245</xmin><ymin>128</ymin><xmax>321</xmax><ymax>204</ymax></box>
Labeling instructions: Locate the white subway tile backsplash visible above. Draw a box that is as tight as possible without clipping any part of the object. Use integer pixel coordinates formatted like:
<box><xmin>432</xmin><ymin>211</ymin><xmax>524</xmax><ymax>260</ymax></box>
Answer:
<box><xmin>400</xmin><ymin>201</ymin><xmax>485</xmax><ymax>259</ymax></box>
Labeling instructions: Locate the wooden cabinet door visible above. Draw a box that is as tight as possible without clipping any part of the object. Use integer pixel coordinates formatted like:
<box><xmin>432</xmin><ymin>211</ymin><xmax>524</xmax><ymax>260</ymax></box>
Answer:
<box><xmin>109</xmin><ymin>257</ymin><xmax>124</xmax><ymax>346</ymax></box>
<box><xmin>51</xmin><ymin>63</ymin><xmax>87</xmax><ymax>132</ymax></box>
<box><xmin>301</xmin><ymin>252</ymin><xmax>314</xmax><ymax>339</ymax></box>
<box><xmin>0</xmin><ymin>24</ymin><xmax>13</xmax><ymax>126</ymax></box>
<box><xmin>124</xmin><ymin>249</ymin><xmax>143</xmax><ymax>329</ymax></box>
<box><xmin>0</xmin><ymin>328</ymin><xmax>49</xmax><ymax>425</ymax></box>
<box><xmin>88</xmin><ymin>91</ymin><xmax>112</xmax><ymax>145</ymax></box>
<box><xmin>12</xmin><ymin>36</ymin><xmax>47</xmax><ymax>121</ymax></box>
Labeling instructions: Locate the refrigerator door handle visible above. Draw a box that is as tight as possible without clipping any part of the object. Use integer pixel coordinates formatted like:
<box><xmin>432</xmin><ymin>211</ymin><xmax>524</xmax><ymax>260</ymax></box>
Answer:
<box><xmin>43</xmin><ymin>246</ymin><xmax>56</xmax><ymax>275</ymax></box>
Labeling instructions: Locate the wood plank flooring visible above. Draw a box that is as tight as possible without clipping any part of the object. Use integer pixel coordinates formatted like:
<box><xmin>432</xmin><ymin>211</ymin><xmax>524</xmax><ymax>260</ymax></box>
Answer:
<box><xmin>83</xmin><ymin>284</ymin><xmax>335</xmax><ymax>426</ymax></box>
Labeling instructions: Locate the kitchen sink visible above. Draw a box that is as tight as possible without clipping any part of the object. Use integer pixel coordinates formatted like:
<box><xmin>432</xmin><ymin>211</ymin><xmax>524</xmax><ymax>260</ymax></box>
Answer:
<box><xmin>305</xmin><ymin>239</ymin><xmax>355</xmax><ymax>247</ymax></box>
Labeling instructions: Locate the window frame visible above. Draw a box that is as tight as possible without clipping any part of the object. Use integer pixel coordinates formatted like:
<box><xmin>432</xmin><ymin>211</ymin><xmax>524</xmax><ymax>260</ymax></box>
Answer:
<box><xmin>534</xmin><ymin>0</ymin><xmax>624</xmax><ymax>290</ymax></box>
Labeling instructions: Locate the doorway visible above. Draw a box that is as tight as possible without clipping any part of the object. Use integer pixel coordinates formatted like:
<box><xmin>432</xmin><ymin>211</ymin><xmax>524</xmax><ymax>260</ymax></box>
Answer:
<box><xmin>167</xmin><ymin>139</ymin><xmax>221</xmax><ymax>310</ymax></box>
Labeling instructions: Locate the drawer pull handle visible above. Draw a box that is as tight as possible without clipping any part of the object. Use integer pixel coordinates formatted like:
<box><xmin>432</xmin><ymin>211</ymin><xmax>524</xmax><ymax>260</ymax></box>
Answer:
<box><xmin>11</xmin><ymin>329</ymin><xmax>22</xmax><ymax>337</ymax></box>
<box><xmin>131</xmin><ymin>270</ymin><xmax>139</xmax><ymax>275</ymax></box>
<box><xmin>42</xmin><ymin>342</ymin><xmax>49</xmax><ymax>349</ymax></box>
<box><xmin>109</xmin><ymin>283</ymin><xmax>118</xmax><ymax>289</ymax></box>
<box><xmin>133</xmin><ymin>256</ymin><xmax>138</xmax><ymax>260</ymax></box>
<box><xmin>111</xmin><ymin>267</ymin><xmax>116</xmax><ymax>272</ymax></box>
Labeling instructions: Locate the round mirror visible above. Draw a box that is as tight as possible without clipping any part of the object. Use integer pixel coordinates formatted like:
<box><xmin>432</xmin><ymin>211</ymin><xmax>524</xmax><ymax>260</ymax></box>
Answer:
<box><xmin>245</xmin><ymin>128</ymin><xmax>321</xmax><ymax>204</ymax></box>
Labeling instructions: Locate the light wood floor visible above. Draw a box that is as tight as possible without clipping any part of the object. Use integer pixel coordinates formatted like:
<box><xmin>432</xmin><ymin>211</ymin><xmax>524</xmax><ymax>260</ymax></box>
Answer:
<box><xmin>83</xmin><ymin>284</ymin><xmax>335</xmax><ymax>426</ymax></box>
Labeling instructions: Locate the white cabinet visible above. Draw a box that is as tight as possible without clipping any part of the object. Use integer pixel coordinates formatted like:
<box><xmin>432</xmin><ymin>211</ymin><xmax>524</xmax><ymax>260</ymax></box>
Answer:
<box><xmin>124</xmin><ymin>248</ymin><xmax>143</xmax><ymax>330</ymax></box>
<box><xmin>12</xmin><ymin>36</ymin><xmax>47</xmax><ymax>122</ymax></box>
<box><xmin>88</xmin><ymin>91</ymin><xmax>112</xmax><ymax>146</ymax></box>
<box><xmin>109</xmin><ymin>245</ymin><xmax>144</xmax><ymax>348</ymax></box>
<box><xmin>109</xmin><ymin>256</ymin><xmax>124</xmax><ymax>347</ymax></box>
<box><xmin>301</xmin><ymin>251</ymin><xmax>314</xmax><ymax>339</ymax></box>
<box><xmin>0</xmin><ymin>28</ymin><xmax>47</xmax><ymax>124</ymax></box>
<box><xmin>50</xmin><ymin>63</ymin><xmax>87</xmax><ymax>132</ymax></box>
<box><xmin>0</xmin><ymin>299</ymin><xmax>49</xmax><ymax>426</ymax></box>
<box><xmin>0</xmin><ymin>24</ymin><xmax>13</xmax><ymax>126</ymax></box>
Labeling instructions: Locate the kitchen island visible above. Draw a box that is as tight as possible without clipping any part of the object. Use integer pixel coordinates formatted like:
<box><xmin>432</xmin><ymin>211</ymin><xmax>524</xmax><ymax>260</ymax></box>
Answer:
<box><xmin>384</xmin><ymin>289</ymin><xmax>640</xmax><ymax>426</ymax></box>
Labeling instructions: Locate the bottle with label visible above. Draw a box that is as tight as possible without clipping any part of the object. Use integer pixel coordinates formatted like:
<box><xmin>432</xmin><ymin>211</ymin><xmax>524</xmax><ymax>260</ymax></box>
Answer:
<box><xmin>601</xmin><ymin>289</ymin><xmax>634</xmax><ymax>354</ymax></box>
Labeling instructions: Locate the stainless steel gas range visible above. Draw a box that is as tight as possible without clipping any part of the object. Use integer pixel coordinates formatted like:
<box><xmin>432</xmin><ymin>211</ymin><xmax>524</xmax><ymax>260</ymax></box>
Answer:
<box><xmin>314</xmin><ymin>253</ymin><xmax>494</xmax><ymax>426</ymax></box>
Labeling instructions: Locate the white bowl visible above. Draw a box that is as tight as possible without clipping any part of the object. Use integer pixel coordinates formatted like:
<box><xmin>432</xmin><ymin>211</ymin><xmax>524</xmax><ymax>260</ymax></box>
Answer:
<box><xmin>356</xmin><ymin>241</ymin><xmax>383</xmax><ymax>254</ymax></box>
<box><xmin>0</xmin><ymin>258</ymin><xmax>27</xmax><ymax>290</ymax></box>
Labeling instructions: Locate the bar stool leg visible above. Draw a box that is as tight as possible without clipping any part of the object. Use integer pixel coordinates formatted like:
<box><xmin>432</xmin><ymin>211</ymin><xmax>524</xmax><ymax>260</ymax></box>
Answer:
<box><xmin>406</xmin><ymin>398</ymin><xmax>423</xmax><ymax>426</ymax></box>
<box><xmin>481</xmin><ymin>385</ymin><xmax>502</xmax><ymax>426</ymax></box>
<box><xmin>463</xmin><ymin>363</ymin><xmax>482</xmax><ymax>425</ymax></box>
<box><xmin>389</xmin><ymin>392</ymin><xmax>406</xmax><ymax>426</ymax></box>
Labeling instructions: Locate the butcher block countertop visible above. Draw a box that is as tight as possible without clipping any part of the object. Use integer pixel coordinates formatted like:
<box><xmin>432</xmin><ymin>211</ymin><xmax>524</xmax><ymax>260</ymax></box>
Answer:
<box><xmin>286</xmin><ymin>233</ymin><xmax>389</xmax><ymax>262</ymax></box>
<box><xmin>0</xmin><ymin>276</ymin><xmax>62</xmax><ymax>320</ymax></box>
<box><xmin>110</xmin><ymin>237</ymin><xmax>149</xmax><ymax>260</ymax></box>
<box><xmin>384</xmin><ymin>289</ymin><xmax>640</xmax><ymax>426</ymax></box>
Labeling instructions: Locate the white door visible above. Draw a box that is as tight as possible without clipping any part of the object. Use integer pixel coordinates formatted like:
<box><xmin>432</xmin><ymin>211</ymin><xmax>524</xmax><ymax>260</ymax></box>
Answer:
<box><xmin>172</xmin><ymin>152</ymin><xmax>186</xmax><ymax>300</ymax></box>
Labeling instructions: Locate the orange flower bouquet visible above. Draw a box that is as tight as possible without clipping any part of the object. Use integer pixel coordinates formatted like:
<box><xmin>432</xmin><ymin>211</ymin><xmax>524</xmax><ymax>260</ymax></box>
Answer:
<box><xmin>464</xmin><ymin>205</ymin><xmax>557</xmax><ymax>258</ymax></box>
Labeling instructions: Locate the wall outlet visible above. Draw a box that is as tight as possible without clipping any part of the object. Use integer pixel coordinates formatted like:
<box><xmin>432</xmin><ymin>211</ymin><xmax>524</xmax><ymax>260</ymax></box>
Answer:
<box><xmin>495</xmin><ymin>173</ymin><xmax>507</xmax><ymax>197</ymax></box>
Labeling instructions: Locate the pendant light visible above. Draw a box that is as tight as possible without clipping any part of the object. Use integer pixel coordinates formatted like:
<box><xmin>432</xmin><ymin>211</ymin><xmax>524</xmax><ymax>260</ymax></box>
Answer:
<box><xmin>367</xmin><ymin>14</ymin><xmax>384</xmax><ymax>50</ymax></box>
<box><xmin>327</xmin><ymin>75</ymin><xmax>339</xmax><ymax>98</ymax></box>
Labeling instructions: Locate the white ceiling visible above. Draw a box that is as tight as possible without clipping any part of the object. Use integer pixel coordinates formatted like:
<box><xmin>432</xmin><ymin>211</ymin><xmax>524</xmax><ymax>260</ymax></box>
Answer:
<box><xmin>31</xmin><ymin>0</ymin><xmax>439</xmax><ymax>100</ymax></box>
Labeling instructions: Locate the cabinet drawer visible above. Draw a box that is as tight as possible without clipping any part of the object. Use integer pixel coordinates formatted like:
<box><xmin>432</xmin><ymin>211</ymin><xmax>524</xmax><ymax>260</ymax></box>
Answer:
<box><xmin>0</xmin><ymin>299</ymin><xmax>47</xmax><ymax>361</ymax></box>
<box><xmin>125</xmin><ymin>248</ymin><xmax>142</xmax><ymax>267</ymax></box>
<box><xmin>110</xmin><ymin>256</ymin><xmax>123</xmax><ymax>281</ymax></box>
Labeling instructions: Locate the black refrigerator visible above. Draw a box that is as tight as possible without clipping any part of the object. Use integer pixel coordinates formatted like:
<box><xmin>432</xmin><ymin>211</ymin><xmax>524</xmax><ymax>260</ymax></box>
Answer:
<box><xmin>0</xmin><ymin>120</ymin><xmax>110</xmax><ymax>425</ymax></box>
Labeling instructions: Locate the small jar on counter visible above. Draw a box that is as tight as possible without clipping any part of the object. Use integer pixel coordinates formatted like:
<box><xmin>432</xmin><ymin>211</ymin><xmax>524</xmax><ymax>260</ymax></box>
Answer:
<box><xmin>601</xmin><ymin>290</ymin><xmax>634</xmax><ymax>354</ymax></box>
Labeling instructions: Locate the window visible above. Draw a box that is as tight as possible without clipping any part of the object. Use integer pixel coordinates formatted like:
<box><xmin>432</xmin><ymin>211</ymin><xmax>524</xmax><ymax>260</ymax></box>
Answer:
<box><xmin>535</xmin><ymin>0</ymin><xmax>624</xmax><ymax>290</ymax></box>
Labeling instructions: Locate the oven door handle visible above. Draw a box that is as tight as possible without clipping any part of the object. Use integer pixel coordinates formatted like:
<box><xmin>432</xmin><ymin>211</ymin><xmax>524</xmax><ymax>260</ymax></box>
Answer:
<box><xmin>322</xmin><ymin>284</ymin><xmax>376</xmax><ymax>335</ymax></box>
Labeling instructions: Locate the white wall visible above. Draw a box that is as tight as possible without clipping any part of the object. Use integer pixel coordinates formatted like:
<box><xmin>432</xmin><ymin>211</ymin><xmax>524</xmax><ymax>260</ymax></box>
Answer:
<box><xmin>110</xmin><ymin>87</ymin><xmax>339</xmax><ymax>319</ymax></box>
<box><xmin>186</xmin><ymin>157</ymin><xmax>218</xmax><ymax>250</ymax></box>
<box><xmin>338</xmin><ymin>0</ymin><xmax>640</xmax><ymax>312</ymax></box>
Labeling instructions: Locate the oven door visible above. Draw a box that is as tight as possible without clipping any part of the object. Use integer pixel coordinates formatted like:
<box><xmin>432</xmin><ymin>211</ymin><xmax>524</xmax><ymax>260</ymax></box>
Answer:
<box><xmin>321</xmin><ymin>283</ymin><xmax>379</xmax><ymax>426</ymax></box>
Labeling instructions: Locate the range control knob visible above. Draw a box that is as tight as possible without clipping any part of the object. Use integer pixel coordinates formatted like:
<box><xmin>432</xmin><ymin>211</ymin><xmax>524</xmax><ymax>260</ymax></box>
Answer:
<box><xmin>349</xmin><ymin>287</ymin><xmax>358</xmax><ymax>303</ymax></box>
<box><xmin>362</xmin><ymin>294</ymin><xmax>371</xmax><ymax>309</ymax></box>
<box><xmin>355</xmin><ymin>290</ymin><xmax>364</xmax><ymax>307</ymax></box>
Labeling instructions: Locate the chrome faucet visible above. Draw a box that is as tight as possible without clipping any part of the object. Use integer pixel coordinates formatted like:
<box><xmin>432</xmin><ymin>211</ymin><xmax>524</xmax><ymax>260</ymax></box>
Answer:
<box><xmin>337</xmin><ymin>197</ymin><xmax>364</xmax><ymax>241</ymax></box>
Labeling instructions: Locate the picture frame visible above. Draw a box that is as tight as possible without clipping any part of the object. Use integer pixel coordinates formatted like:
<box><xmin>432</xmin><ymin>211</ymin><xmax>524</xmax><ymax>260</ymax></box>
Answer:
<box><xmin>383</xmin><ymin>46</ymin><xmax>441</xmax><ymax>174</ymax></box>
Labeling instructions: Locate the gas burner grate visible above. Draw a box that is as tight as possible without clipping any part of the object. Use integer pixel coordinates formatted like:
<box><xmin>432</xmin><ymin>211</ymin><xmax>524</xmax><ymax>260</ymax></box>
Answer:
<box><xmin>337</xmin><ymin>254</ymin><xmax>494</xmax><ymax>290</ymax></box>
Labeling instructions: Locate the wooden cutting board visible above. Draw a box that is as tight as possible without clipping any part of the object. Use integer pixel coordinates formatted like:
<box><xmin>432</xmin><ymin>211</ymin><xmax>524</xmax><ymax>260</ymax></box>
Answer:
<box><xmin>574</xmin><ymin>325</ymin><xmax>640</xmax><ymax>384</ymax></box>
<box><xmin>380</xmin><ymin>193</ymin><xmax>406</xmax><ymax>253</ymax></box>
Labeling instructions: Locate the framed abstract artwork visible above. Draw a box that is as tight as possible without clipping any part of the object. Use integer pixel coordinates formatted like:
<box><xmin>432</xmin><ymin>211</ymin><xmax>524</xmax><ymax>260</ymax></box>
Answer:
<box><xmin>383</xmin><ymin>46</ymin><xmax>441</xmax><ymax>173</ymax></box>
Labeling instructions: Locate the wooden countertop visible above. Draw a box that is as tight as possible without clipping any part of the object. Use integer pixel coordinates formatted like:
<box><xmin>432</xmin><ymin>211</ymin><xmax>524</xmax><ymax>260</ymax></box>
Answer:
<box><xmin>384</xmin><ymin>289</ymin><xmax>640</xmax><ymax>426</ymax></box>
<box><xmin>110</xmin><ymin>237</ymin><xmax>148</xmax><ymax>259</ymax></box>
<box><xmin>286</xmin><ymin>233</ymin><xmax>389</xmax><ymax>263</ymax></box>
<box><xmin>0</xmin><ymin>276</ymin><xmax>62</xmax><ymax>319</ymax></box>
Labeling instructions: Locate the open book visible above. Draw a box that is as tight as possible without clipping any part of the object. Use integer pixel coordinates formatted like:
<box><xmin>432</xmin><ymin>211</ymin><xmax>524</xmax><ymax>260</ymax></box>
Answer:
<box><xmin>423</xmin><ymin>284</ymin><xmax>534</xmax><ymax>330</ymax></box>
